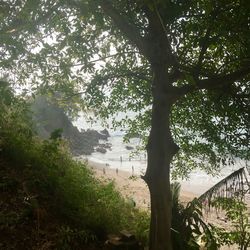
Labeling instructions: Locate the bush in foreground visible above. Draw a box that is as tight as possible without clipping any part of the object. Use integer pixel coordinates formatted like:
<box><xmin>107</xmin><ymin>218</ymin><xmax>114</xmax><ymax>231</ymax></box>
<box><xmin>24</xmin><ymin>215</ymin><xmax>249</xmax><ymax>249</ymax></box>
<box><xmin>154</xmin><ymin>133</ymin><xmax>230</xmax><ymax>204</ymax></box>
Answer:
<box><xmin>0</xmin><ymin>84</ymin><xmax>149</xmax><ymax>248</ymax></box>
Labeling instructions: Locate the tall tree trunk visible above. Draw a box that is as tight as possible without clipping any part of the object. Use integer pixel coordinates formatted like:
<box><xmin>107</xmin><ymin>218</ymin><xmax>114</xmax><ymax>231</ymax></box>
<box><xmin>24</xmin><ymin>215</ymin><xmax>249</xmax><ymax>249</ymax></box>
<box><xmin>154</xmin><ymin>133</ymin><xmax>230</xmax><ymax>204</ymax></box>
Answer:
<box><xmin>143</xmin><ymin>65</ymin><xmax>179</xmax><ymax>250</ymax></box>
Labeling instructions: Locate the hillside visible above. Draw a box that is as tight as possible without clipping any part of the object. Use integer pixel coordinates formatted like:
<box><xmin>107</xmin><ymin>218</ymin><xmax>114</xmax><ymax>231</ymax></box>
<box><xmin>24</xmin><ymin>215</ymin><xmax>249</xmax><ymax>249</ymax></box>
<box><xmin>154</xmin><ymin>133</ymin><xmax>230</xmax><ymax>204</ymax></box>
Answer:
<box><xmin>0</xmin><ymin>155</ymin><xmax>146</xmax><ymax>250</ymax></box>
<box><xmin>0</xmin><ymin>86</ymin><xmax>148</xmax><ymax>250</ymax></box>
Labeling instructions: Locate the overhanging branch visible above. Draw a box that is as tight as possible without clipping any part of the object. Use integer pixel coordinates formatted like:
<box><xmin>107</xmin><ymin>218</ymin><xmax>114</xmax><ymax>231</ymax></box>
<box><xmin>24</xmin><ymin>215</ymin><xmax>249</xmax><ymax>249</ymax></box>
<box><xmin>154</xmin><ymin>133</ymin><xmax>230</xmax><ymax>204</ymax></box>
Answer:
<box><xmin>176</xmin><ymin>66</ymin><xmax>250</xmax><ymax>96</ymax></box>
<box><xmin>39</xmin><ymin>51</ymin><xmax>140</xmax><ymax>69</ymax></box>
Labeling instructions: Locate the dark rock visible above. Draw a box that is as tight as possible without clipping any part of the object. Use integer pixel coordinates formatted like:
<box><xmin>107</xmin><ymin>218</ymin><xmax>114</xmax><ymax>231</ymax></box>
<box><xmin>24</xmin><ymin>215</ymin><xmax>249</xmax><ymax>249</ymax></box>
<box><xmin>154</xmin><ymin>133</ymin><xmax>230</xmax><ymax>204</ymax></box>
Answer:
<box><xmin>85</xmin><ymin>129</ymin><xmax>108</xmax><ymax>141</ymax></box>
<box><xmin>120</xmin><ymin>230</ymin><xmax>136</xmax><ymax>240</ymax></box>
<box><xmin>105</xmin><ymin>231</ymin><xmax>143</xmax><ymax>250</ymax></box>
<box><xmin>31</xmin><ymin>96</ymin><xmax>110</xmax><ymax>156</ymax></box>
<box><xmin>125</xmin><ymin>146</ymin><xmax>134</xmax><ymax>150</ymax></box>
<box><xmin>99</xmin><ymin>143</ymin><xmax>112</xmax><ymax>149</ymax></box>
<box><xmin>96</xmin><ymin>147</ymin><xmax>107</xmax><ymax>154</ymax></box>
<box><xmin>100</xmin><ymin>128</ymin><xmax>110</xmax><ymax>137</ymax></box>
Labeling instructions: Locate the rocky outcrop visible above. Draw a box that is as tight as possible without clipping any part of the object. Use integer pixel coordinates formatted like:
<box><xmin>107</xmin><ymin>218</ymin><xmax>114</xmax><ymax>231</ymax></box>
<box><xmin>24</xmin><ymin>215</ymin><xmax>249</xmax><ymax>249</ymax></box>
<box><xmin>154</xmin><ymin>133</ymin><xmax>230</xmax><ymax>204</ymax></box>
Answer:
<box><xmin>31</xmin><ymin>96</ymin><xmax>110</xmax><ymax>155</ymax></box>
<box><xmin>105</xmin><ymin>230</ymin><xmax>143</xmax><ymax>249</ymax></box>
<box><xmin>125</xmin><ymin>146</ymin><xmax>134</xmax><ymax>150</ymax></box>
<box><xmin>95</xmin><ymin>143</ymin><xmax>112</xmax><ymax>154</ymax></box>
<box><xmin>69</xmin><ymin>128</ymin><xmax>110</xmax><ymax>155</ymax></box>
<box><xmin>100</xmin><ymin>129</ymin><xmax>110</xmax><ymax>137</ymax></box>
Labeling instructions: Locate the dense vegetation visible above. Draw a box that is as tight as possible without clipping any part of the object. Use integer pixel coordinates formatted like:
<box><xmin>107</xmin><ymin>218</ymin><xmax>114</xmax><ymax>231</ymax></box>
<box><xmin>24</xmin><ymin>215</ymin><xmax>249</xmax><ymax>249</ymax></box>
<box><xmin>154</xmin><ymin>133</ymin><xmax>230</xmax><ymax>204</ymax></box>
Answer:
<box><xmin>0</xmin><ymin>83</ymin><xmax>149</xmax><ymax>249</ymax></box>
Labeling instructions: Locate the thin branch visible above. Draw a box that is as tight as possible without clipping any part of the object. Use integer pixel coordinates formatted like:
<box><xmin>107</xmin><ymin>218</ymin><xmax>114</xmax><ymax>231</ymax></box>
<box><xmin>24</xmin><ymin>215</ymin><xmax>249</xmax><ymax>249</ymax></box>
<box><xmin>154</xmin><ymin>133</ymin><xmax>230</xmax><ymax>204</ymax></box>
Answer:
<box><xmin>63</xmin><ymin>70</ymin><xmax>151</xmax><ymax>100</ymax></box>
<box><xmin>63</xmin><ymin>91</ymin><xmax>86</xmax><ymax>101</ymax></box>
<box><xmin>38</xmin><ymin>51</ymin><xmax>140</xmax><ymax>69</ymax></box>
<box><xmin>62</xmin><ymin>71</ymin><xmax>151</xmax><ymax>101</ymax></box>
<box><xmin>196</xmin><ymin>26</ymin><xmax>212</xmax><ymax>72</ymax></box>
<box><xmin>70</xmin><ymin>51</ymin><xmax>140</xmax><ymax>67</ymax></box>
<box><xmin>194</xmin><ymin>7</ymin><xmax>222</xmax><ymax>74</ymax></box>
<box><xmin>103</xmin><ymin>71</ymin><xmax>151</xmax><ymax>82</ymax></box>
<box><xmin>153</xmin><ymin>4</ymin><xmax>179</xmax><ymax>68</ymax></box>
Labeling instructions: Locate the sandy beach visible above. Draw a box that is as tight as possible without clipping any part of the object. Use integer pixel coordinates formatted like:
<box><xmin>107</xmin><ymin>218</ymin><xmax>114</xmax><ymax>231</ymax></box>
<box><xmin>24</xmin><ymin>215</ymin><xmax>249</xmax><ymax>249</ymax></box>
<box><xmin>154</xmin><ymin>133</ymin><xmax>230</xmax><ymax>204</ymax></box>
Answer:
<box><xmin>86</xmin><ymin>159</ymin><xmax>196</xmax><ymax>209</ymax></box>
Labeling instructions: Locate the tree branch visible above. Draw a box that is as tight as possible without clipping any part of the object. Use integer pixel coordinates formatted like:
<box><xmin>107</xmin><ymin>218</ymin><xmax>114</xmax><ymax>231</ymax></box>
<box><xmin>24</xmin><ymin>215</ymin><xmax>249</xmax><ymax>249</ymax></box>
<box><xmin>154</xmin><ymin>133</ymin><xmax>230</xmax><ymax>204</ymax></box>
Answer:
<box><xmin>62</xmin><ymin>71</ymin><xmax>151</xmax><ymax>101</ymax></box>
<box><xmin>42</xmin><ymin>51</ymin><xmax>141</xmax><ymax>70</ymax></box>
<box><xmin>99</xmin><ymin>1</ymin><xmax>149</xmax><ymax>56</ymax></box>
<box><xmin>144</xmin><ymin>4</ymin><xmax>179</xmax><ymax>67</ymax></box>
<box><xmin>196</xmin><ymin>26</ymin><xmax>212</xmax><ymax>72</ymax></box>
<box><xmin>94</xmin><ymin>71</ymin><xmax>151</xmax><ymax>83</ymax></box>
<box><xmin>70</xmin><ymin>51</ymin><xmax>139</xmax><ymax>67</ymax></box>
<box><xmin>176</xmin><ymin>66</ymin><xmax>250</xmax><ymax>96</ymax></box>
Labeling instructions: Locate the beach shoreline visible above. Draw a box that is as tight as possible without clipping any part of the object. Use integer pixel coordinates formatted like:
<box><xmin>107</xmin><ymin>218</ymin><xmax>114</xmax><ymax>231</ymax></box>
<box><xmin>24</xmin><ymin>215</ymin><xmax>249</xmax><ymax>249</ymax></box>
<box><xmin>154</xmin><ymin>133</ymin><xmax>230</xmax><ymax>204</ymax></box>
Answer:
<box><xmin>83</xmin><ymin>158</ymin><xmax>197</xmax><ymax>209</ymax></box>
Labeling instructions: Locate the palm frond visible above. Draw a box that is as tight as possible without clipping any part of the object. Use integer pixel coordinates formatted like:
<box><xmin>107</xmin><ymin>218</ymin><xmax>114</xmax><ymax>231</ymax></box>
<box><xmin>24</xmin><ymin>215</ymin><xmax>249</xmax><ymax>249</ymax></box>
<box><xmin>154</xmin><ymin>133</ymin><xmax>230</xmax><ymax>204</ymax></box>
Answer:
<box><xmin>198</xmin><ymin>167</ymin><xmax>249</xmax><ymax>207</ymax></box>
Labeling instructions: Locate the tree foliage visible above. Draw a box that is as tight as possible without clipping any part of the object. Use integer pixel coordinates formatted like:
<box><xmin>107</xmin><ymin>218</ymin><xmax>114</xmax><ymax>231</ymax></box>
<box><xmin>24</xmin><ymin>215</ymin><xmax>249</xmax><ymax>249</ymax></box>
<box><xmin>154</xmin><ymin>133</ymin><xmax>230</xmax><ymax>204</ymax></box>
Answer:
<box><xmin>209</xmin><ymin>197</ymin><xmax>250</xmax><ymax>250</ymax></box>
<box><xmin>1</xmin><ymin>0</ymin><xmax>249</xmax><ymax>177</ymax></box>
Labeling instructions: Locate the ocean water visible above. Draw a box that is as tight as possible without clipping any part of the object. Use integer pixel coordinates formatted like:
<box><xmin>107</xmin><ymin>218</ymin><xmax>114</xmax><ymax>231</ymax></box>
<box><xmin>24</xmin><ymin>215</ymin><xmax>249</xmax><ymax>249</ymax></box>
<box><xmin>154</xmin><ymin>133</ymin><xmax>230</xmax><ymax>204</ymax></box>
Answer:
<box><xmin>73</xmin><ymin>112</ymin><xmax>147</xmax><ymax>174</ymax></box>
<box><xmin>73</xmin><ymin>113</ymin><xmax>246</xmax><ymax>195</ymax></box>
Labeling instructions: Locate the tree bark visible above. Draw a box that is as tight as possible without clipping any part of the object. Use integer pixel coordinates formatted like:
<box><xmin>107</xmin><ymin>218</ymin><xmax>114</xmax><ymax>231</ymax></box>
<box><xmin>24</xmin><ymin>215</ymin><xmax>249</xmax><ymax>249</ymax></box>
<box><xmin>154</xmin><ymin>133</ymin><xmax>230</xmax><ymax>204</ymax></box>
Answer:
<box><xmin>143</xmin><ymin>65</ymin><xmax>179</xmax><ymax>250</ymax></box>
<box><xmin>99</xmin><ymin>3</ymin><xmax>180</xmax><ymax>249</ymax></box>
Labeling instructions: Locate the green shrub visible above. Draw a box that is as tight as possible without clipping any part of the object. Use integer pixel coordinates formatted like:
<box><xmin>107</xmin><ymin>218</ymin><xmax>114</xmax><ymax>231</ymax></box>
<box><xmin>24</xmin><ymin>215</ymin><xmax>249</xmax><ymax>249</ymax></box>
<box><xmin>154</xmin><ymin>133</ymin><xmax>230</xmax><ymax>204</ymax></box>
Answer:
<box><xmin>0</xmin><ymin>85</ymin><xmax>149</xmax><ymax>246</ymax></box>
<box><xmin>171</xmin><ymin>183</ymin><xmax>217</xmax><ymax>250</ymax></box>
<box><xmin>208</xmin><ymin>198</ymin><xmax>250</xmax><ymax>250</ymax></box>
<box><xmin>57</xmin><ymin>226</ymin><xmax>97</xmax><ymax>249</ymax></box>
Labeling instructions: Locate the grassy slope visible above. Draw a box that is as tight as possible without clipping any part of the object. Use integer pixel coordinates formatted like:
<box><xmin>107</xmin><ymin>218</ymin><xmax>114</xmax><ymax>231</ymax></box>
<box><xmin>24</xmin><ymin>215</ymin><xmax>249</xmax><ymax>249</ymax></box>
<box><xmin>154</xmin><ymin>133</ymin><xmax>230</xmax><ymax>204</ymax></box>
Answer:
<box><xmin>0</xmin><ymin>157</ymin><xmax>66</xmax><ymax>250</ymax></box>
<box><xmin>0</xmin><ymin>107</ymin><xmax>149</xmax><ymax>249</ymax></box>
<box><xmin>0</xmin><ymin>140</ymin><xmax>149</xmax><ymax>249</ymax></box>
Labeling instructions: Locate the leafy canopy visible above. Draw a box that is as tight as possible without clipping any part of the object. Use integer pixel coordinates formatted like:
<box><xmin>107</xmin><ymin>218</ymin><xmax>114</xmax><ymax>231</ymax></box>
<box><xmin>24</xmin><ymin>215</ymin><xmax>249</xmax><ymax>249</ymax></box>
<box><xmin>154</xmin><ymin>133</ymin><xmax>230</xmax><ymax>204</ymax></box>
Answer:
<box><xmin>0</xmin><ymin>0</ymin><xmax>249</xmax><ymax>177</ymax></box>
